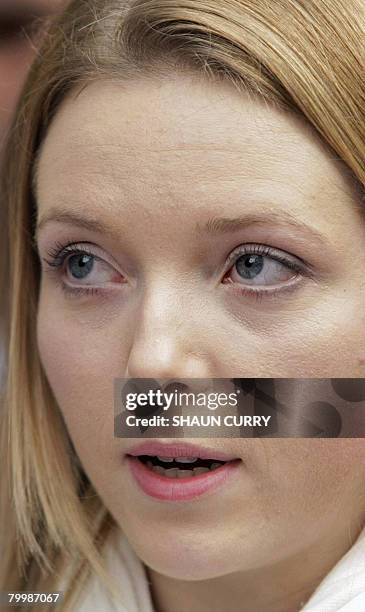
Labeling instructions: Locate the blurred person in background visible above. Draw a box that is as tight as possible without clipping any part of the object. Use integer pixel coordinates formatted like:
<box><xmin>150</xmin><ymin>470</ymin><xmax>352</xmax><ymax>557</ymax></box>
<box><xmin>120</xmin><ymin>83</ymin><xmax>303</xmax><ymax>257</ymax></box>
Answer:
<box><xmin>0</xmin><ymin>1</ymin><xmax>67</xmax><ymax>151</ymax></box>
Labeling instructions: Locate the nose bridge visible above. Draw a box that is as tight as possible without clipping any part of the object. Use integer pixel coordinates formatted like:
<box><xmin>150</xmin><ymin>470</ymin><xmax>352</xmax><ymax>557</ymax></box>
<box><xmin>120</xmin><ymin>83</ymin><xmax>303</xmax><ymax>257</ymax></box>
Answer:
<box><xmin>126</xmin><ymin>281</ymin><xmax>211</xmax><ymax>379</ymax></box>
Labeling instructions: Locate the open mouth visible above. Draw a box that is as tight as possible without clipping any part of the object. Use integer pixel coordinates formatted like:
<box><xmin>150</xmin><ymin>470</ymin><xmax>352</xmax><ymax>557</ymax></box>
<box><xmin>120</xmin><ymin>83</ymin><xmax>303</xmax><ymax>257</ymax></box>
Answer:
<box><xmin>136</xmin><ymin>455</ymin><xmax>228</xmax><ymax>478</ymax></box>
<box><xmin>126</xmin><ymin>447</ymin><xmax>241</xmax><ymax>501</ymax></box>
<box><xmin>125</xmin><ymin>442</ymin><xmax>241</xmax><ymax>500</ymax></box>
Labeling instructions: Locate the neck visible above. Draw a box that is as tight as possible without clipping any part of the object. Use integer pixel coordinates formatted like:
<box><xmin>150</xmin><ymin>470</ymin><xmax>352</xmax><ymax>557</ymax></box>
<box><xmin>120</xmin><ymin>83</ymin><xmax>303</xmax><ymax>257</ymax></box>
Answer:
<box><xmin>146</xmin><ymin>527</ymin><xmax>360</xmax><ymax>612</ymax></box>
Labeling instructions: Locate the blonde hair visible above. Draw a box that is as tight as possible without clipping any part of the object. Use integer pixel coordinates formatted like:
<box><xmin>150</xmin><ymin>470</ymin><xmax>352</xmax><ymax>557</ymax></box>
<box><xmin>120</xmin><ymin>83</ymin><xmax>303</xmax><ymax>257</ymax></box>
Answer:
<box><xmin>1</xmin><ymin>0</ymin><xmax>364</xmax><ymax>609</ymax></box>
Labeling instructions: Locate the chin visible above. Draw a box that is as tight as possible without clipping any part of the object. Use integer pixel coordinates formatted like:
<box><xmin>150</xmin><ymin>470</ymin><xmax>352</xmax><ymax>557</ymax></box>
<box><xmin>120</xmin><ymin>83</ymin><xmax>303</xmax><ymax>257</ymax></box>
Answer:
<box><xmin>130</xmin><ymin>537</ymin><xmax>240</xmax><ymax>581</ymax></box>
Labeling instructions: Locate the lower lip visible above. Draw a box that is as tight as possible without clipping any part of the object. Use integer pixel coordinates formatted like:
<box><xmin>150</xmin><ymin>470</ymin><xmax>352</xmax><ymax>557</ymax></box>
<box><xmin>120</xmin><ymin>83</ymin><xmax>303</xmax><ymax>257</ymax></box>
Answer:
<box><xmin>126</xmin><ymin>456</ymin><xmax>241</xmax><ymax>501</ymax></box>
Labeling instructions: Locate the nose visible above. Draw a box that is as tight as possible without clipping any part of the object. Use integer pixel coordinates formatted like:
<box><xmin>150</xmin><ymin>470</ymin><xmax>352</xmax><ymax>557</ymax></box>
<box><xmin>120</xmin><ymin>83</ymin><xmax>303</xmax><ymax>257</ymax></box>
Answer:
<box><xmin>125</xmin><ymin>286</ymin><xmax>212</xmax><ymax>380</ymax></box>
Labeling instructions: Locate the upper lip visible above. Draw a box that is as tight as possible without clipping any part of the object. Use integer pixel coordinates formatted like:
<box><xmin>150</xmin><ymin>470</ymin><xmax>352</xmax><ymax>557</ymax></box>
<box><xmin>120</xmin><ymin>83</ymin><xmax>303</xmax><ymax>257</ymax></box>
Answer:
<box><xmin>125</xmin><ymin>441</ymin><xmax>239</xmax><ymax>462</ymax></box>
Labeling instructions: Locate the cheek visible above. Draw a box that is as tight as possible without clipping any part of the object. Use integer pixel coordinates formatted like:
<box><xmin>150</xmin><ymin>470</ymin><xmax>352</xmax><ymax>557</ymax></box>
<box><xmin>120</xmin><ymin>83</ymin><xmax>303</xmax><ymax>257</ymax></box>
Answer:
<box><xmin>254</xmin><ymin>439</ymin><xmax>365</xmax><ymax>524</ymax></box>
<box><xmin>214</xmin><ymin>438</ymin><xmax>365</xmax><ymax>570</ymax></box>
<box><xmin>229</xmin><ymin>302</ymin><xmax>365</xmax><ymax>377</ymax></box>
<box><xmin>36</xmin><ymin>294</ymin><xmax>128</xmax><ymax>456</ymax></box>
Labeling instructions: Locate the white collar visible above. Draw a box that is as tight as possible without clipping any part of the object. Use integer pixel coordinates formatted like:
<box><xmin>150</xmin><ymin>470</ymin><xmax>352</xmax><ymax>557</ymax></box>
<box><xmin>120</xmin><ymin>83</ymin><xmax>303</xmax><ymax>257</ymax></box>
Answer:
<box><xmin>302</xmin><ymin>524</ymin><xmax>365</xmax><ymax>611</ymax></box>
<box><xmin>73</xmin><ymin>530</ymin><xmax>154</xmax><ymax>612</ymax></box>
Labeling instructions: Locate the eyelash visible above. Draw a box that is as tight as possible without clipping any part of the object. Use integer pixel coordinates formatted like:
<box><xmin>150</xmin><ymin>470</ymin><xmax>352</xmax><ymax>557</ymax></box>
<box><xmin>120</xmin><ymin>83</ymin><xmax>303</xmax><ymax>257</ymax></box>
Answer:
<box><xmin>223</xmin><ymin>243</ymin><xmax>308</xmax><ymax>300</ymax></box>
<box><xmin>41</xmin><ymin>240</ymin><xmax>309</xmax><ymax>300</ymax></box>
<box><xmin>42</xmin><ymin>241</ymin><xmax>109</xmax><ymax>298</ymax></box>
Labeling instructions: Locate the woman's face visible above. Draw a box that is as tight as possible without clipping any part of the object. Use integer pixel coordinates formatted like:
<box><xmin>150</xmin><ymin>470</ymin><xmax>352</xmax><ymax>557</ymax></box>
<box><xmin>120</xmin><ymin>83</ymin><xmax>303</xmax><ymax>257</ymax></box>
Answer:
<box><xmin>35</xmin><ymin>74</ymin><xmax>365</xmax><ymax>582</ymax></box>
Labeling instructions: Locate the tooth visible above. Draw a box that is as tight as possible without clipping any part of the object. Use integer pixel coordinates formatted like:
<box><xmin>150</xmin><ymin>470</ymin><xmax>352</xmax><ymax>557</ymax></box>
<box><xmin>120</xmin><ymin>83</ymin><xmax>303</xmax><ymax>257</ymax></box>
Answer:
<box><xmin>157</xmin><ymin>456</ymin><xmax>174</xmax><ymax>462</ymax></box>
<box><xmin>164</xmin><ymin>468</ymin><xmax>179</xmax><ymax>478</ymax></box>
<box><xmin>175</xmin><ymin>457</ymin><xmax>198</xmax><ymax>463</ymax></box>
<box><xmin>177</xmin><ymin>470</ymin><xmax>194</xmax><ymax>478</ymax></box>
<box><xmin>193</xmin><ymin>467</ymin><xmax>210</xmax><ymax>475</ymax></box>
<box><xmin>210</xmin><ymin>463</ymin><xmax>221</xmax><ymax>470</ymax></box>
<box><xmin>152</xmin><ymin>465</ymin><xmax>165</xmax><ymax>475</ymax></box>
<box><xmin>147</xmin><ymin>461</ymin><xmax>153</xmax><ymax>468</ymax></box>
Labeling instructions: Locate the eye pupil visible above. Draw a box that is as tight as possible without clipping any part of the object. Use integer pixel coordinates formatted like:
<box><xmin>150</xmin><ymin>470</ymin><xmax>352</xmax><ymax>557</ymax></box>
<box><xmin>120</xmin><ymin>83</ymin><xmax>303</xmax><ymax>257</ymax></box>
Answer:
<box><xmin>68</xmin><ymin>254</ymin><xmax>94</xmax><ymax>279</ymax></box>
<box><xmin>236</xmin><ymin>254</ymin><xmax>264</xmax><ymax>279</ymax></box>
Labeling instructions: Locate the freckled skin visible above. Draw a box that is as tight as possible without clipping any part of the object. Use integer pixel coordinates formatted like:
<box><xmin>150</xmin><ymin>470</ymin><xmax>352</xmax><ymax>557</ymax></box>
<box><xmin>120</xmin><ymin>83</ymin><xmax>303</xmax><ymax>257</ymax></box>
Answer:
<box><xmin>35</xmin><ymin>75</ymin><xmax>365</xmax><ymax>612</ymax></box>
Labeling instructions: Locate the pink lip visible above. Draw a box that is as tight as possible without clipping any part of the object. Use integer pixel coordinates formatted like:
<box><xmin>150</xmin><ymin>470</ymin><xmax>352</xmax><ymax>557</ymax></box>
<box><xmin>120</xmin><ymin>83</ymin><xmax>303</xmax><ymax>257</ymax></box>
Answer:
<box><xmin>126</xmin><ymin>441</ymin><xmax>238</xmax><ymax>462</ymax></box>
<box><xmin>125</xmin><ymin>441</ymin><xmax>241</xmax><ymax>502</ymax></box>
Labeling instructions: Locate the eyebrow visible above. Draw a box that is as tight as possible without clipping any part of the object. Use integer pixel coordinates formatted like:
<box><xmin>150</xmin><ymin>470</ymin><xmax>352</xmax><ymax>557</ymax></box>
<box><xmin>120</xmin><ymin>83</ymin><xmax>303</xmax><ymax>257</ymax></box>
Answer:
<box><xmin>35</xmin><ymin>207</ymin><xmax>328</xmax><ymax>247</ymax></box>
<box><xmin>198</xmin><ymin>211</ymin><xmax>327</xmax><ymax>245</ymax></box>
<box><xmin>35</xmin><ymin>209</ymin><xmax>122</xmax><ymax>245</ymax></box>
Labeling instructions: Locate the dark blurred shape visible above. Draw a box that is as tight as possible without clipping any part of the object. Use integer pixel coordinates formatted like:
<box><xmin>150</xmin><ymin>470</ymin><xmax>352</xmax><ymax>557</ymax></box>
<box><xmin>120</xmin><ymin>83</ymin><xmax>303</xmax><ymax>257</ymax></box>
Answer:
<box><xmin>0</xmin><ymin>3</ymin><xmax>47</xmax><ymax>40</ymax></box>
<box><xmin>0</xmin><ymin>1</ymin><xmax>67</xmax><ymax>151</ymax></box>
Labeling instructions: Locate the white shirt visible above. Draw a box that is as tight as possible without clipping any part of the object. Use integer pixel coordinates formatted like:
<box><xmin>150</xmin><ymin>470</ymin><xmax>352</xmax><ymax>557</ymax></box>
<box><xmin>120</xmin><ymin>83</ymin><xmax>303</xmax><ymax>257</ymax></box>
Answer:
<box><xmin>302</xmin><ymin>524</ymin><xmax>365</xmax><ymax>611</ymax></box>
<box><xmin>75</xmin><ymin>533</ymin><xmax>154</xmax><ymax>612</ymax></box>
<box><xmin>75</xmin><ymin>525</ymin><xmax>365</xmax><ymax>611</ymax></box>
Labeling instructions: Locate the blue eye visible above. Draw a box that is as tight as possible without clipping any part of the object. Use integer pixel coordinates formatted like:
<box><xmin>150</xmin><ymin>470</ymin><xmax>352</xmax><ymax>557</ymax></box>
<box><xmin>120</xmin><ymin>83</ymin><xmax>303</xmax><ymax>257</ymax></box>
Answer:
<box><xmin>235</xmin><ymin>254</ymin><xmax>264</xmax><ymax>280</ymax></box>
<box><xmin>229</xmin><ymin>247</ymin><xmax>300</xmax><ymax>286</ymax></box>
<box><xmin>42</xmin><ymin>241</ymin><xmax>125</xmax><ymax>297</ymax></box>
<box><xmin>223</xmin><ymin>243</ymin><xmax>309</xmax><ymax>296</ymax></box>
<box><xmin>68</xmin><ymin>253</ymin><xmax>94</xmax><ymax>279</ymax></box>
<box><xmin>41</xmin><ymin>239</ymin><xmax>312</xmax><ymax>302</ymax></box>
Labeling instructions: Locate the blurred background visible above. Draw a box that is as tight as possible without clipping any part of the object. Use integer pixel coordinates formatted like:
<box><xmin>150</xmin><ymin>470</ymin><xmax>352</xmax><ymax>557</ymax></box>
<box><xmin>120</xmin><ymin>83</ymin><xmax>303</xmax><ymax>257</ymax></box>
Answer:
<box><xmin>0</xmin><ymin>1</ymin><xmax>69</xmax><ymax>387</ymax></box>
<box><xmin>0</xmin><ymin>0</ymin><xmax>68</xmax><ymax>157</ymax></box>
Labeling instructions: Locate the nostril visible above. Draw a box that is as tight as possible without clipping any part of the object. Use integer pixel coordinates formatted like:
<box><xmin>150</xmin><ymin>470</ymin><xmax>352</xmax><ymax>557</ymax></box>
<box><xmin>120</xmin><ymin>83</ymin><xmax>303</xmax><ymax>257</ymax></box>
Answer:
<box><xmin>163</xmin><ymin>381</ymin><xmax>189</xmax><ymax>394</ymax></box>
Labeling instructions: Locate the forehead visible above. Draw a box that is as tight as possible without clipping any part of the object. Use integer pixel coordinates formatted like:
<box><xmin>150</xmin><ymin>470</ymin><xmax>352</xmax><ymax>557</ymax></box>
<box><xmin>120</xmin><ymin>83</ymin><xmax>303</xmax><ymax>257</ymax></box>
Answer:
<box><xmin>35</xmin><ymin>73</ymin><xmax>358</xmax><ymax>222</ymax></box>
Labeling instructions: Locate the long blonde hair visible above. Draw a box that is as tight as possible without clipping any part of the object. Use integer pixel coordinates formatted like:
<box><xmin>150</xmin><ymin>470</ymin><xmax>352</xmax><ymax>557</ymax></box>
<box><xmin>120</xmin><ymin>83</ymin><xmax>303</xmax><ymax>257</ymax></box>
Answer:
<box><xmin>1</xmin><ymin>0</ymin><xmax>364</xmax><ymax>609</ymax></box>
